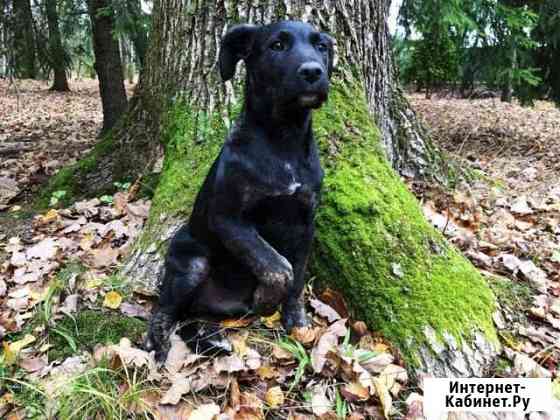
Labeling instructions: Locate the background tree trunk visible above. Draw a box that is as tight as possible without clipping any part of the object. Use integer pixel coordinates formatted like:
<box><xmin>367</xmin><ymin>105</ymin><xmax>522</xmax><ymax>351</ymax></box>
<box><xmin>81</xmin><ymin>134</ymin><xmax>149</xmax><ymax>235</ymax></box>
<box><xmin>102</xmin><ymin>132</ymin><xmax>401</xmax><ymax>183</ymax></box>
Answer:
<box><xmin>87</xmin><ymin>0</ymin><xmax>128</xmax><ymax>133</ymax></box>
<box><xmin>46</xmin><ymin>0</ymin><xmax>69</xmax><ymax>91</ymax></box>
<box><xmin>112</xmin><ymin>0</ymin><xmax>498</xmax><ymax>376</ymax></box>
<box><xmin>13</xmin><ymin>0</ymin><xmax>36</xmax><ymax>79</ymax></box>
<box><xmin>124</xmin><ymin>0</ymin><xmax>148</xmax><ymax>68</ymax></box>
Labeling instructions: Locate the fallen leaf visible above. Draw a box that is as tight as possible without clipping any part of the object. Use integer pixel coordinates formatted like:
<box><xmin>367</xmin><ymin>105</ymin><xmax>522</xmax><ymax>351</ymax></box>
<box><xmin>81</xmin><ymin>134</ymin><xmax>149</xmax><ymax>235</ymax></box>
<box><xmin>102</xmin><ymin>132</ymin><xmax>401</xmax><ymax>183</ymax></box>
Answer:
<box><xmin>261</xmin><ymin>311</ymin><xmax>281</xmax><ymax>328</ymax></box>
<box><xmin>310</xmin><ymin>385</ymin><xmax>331</xmax><ymax>416</ymax></box>
<box><xmin>89</xmin><ymin>245</ymin><xmax>120</xmax><ymax>268</ymax></box>
<box><xmin>341</xmin><ymin>382</ymin><xmax>370</xmax><ymax>402</ymax></box>
<box><xmin>19</xmin><ymin>356</ymin><xmax>47</xmax><ymax>373</ymax></box>
<box><xmin>374</xmin><ymin>377</ymin><xmax>392</xmax><ymax>419</ymax></box>
<box><xmin>221</xmin><ymin>317</ymin><xmax>254</xmax><ymax>328</ymax></box>
<box><xmin>3</xmin><ymin>334</ymin><xmax>36</xmax><ymax>365</ymax></box>
<box><xmin>188</xmin><ymin>403</ymin><xmax>220</xmax><ymax>420</ymax></box>
<box><xmin>103</xmin><ymin>291</ymin><xmax>123</xmax><ymax>309</ymax></box>
<box><xmin>120</xmin><ymin>302</ymin><xmax>150</xmax><ymax>319</ymax></box>
<box><xmin>291</xmin><ymin>326</ymin><xmax>317</xmax><ymax>345</ymax></box>
<box><xmin>214</xmin><ymin>354</ymin><xmax>245</xmax><ymax>373</ymax></box>
<box><xmin>161</xmin><ymin>373</ymin><xmax>191</xmax><ymax>405</ymax></box>
<box><xmin>311</xmin><ymin>319</ymin><xmax>347</xmax><ymax>373</ymax></box>
<box><xmin>265</xmin><ymin>386</ymin><xmax>284</xmax><ymax>408</ymax></box>
<box><xmin>309</xmin><ymin>298</ymin><xmax>341</xmax><ymax>323</ymax></box>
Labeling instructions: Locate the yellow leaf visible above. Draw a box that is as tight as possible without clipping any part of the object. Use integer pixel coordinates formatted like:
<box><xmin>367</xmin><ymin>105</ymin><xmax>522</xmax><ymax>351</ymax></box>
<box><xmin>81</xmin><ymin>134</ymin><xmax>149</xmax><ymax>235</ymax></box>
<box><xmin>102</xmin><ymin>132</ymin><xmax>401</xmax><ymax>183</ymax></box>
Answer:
<box><xmin>221</xmin><ymin>317</ymin><xmax>254</xmax><ymax>328</ymax></box>
<box><xmin>256</xmin><ymin>365</ymin><xmax>278</xmax><ymax>379</ymax></box>
<box><xmin>342</xmin><ymin>382</ymin><xmax>370</xmax><ymax>401</ymax></box>
<box><xmin>229</xmin><ymin>332</ymin><xmax>248</xmax><ymax>357</ymax></box>
<box><xmin>261</xmin><ymin>311</ymin><xmax>281</xmax><ymax>328</ymax></box>
<box><xmin>374</xmin><ymin>377</ymin><xmax>392</xmax><ymax>419</ymax></box>
<box><xmin>41</xmin><ymin>209</ymin><xmax>59</xmax><ymax>223</ymax></box>
<box><xmin>265</xmin><ymin>386</ymin><xmax>284</xmax><ymax>408</ymax></box>
<box><xmin>3</xmin><ymin>334</ymin><xmax>36</xmax><ymax>365</ymax></box>
<box><xmin>103</xmin><ymin>291</ymin><xmax>123</xmax><ymax>309</ymax></box>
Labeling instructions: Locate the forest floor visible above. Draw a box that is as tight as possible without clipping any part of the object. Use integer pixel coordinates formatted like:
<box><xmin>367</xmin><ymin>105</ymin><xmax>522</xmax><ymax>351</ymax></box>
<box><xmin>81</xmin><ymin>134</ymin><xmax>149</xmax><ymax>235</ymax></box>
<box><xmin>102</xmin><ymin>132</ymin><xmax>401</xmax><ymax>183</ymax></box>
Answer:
<box><xmin>0</xmin><ymin>80</ymin><xmax>559</xmax><ymax>419</ymax></box>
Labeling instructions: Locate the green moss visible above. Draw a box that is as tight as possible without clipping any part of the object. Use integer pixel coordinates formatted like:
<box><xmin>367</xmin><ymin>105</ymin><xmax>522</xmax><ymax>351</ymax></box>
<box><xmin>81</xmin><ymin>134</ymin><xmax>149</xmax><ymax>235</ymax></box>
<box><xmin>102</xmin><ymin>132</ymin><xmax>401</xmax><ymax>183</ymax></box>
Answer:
<box><xmin>309</xmin><ymin>82</ymin><xmax>497</xmax><ymax>363</ymax></box>
<box><xmin>488</xmin><ymin>275</ymin><xmax>532</xmax><ymax>325</ymax></box>
<box><xmin>37</xmin><ymin>134</ymin><xmax>116</xmax><ymax>209</ymax></box>
<box><xmin>136</xmin><ymin>103</ymin><xmax>229</xmax><ymax>250</ymax></box>
<box><xmin>48</xmin><ymin>310</ymin><xmax>146</xmax><ymax>361</ymax></box>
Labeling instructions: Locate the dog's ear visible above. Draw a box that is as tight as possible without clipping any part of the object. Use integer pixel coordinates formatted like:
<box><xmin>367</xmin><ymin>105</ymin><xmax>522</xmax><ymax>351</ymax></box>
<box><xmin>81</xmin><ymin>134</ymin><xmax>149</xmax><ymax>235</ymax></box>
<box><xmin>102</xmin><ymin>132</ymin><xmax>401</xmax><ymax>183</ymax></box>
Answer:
<box><xmin>219</xmin><ymin>24</ymin><xmax>259</xmax><ymax>82</ymax></box>
<box><xmin>323</xmin><ymin>34</ymin><xmax>336</xmax><ymax>77</ymax></box>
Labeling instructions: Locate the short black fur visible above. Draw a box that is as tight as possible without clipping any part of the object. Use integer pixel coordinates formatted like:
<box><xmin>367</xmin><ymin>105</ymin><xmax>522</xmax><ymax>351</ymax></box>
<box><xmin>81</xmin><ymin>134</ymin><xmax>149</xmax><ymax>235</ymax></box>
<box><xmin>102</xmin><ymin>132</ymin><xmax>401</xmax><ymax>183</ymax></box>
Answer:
<box><xmin>145</xmin><ymin>21</ymin><xmax>334</xmax><ymax>359</ymax></box>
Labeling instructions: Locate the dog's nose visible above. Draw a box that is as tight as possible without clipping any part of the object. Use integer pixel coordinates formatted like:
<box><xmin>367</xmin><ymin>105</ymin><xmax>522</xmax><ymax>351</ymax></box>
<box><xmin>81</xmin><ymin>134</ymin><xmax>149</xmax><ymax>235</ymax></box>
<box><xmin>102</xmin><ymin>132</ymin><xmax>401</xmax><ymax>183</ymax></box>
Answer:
<box><xmin>297</xmin><ymin>62</ymin><xmax>323</xmax><ymax>84</ymax></box>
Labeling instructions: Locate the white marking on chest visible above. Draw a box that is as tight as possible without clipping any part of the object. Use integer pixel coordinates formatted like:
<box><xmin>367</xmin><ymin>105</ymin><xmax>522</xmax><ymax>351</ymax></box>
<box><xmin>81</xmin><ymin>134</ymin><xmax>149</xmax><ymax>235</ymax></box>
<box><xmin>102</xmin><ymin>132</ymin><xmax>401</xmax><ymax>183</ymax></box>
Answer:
<box><xmin>284</xmin><ymin>163</ymin><xmax>301</xmax><ymax>194</ymax></box>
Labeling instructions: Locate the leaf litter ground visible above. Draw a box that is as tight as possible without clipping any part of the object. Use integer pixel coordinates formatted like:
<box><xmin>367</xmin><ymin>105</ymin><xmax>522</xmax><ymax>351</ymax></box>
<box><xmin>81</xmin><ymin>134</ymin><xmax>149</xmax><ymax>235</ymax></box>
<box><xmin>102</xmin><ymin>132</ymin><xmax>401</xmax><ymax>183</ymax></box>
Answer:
<box><xmin>0</xmin><ymin>81</ymin><xmax>559</xmax><ymax>419</ymax></box>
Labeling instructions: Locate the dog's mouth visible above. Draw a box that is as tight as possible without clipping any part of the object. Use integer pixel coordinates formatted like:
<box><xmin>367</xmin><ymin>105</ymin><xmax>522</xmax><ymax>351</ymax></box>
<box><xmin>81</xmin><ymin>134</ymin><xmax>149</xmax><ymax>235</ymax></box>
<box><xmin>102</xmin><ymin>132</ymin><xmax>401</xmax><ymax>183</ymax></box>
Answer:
<box><xmin>297</xmin><ymin>92</ymin><xmax>327</xmax><ymax>108</ymax></box>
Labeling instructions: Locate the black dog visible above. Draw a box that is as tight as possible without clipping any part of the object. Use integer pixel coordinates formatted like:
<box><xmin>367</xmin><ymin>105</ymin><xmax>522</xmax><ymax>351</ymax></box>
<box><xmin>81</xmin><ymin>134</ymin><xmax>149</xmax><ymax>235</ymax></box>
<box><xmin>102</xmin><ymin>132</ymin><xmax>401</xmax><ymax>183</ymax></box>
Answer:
<box><xmin>145</xmin><ymin>21</ymin><xmax>334</xmax><ymax>359</ymax></box>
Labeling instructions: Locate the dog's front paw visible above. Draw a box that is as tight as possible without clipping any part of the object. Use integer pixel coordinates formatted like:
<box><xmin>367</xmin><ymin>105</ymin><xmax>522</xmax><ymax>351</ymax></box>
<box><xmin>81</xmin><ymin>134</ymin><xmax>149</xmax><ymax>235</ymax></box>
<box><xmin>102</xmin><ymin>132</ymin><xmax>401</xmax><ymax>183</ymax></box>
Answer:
<box><xmin>259</xmin><ymin>255</ymin><xmax>293</xmax><ymax>289</ymax></box>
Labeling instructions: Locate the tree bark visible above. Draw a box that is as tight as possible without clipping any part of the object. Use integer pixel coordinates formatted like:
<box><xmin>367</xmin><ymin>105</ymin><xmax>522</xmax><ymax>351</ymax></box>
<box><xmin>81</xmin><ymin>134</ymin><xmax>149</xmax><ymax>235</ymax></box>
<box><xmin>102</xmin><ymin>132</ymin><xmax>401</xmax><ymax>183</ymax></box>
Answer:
<box><xmin>45</xmin><ymin>0</ymin><xmax>69</xmax><ymax>91</ymax></box>
<box><xmin>110</xmin><ymin>0</ymin><xmax>498</xmax><ymax>376</ymax></box>
<box><xmin>87</xmin><ymin>0</ymin><xmax>128</xmax><ymax>133</ymax></box>
<box><xmin>13</xmin><ymin>0</ymin><xmax>36</xmax><ymax>79</ymax></box>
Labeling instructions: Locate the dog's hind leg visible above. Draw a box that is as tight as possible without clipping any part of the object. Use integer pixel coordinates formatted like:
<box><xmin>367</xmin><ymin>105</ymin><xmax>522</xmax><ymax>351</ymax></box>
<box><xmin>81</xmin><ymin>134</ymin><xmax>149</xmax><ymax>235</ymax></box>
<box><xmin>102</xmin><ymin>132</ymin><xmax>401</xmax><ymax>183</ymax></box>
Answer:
<box><xmin>144</xmin><ymin>309</ymin><xmax>175</xmax><ymax>361</ymax></box>
<box><xmin>145</xmin><ymin>230</ymin><xmax>212</xmax><ymax>361</ymax></box>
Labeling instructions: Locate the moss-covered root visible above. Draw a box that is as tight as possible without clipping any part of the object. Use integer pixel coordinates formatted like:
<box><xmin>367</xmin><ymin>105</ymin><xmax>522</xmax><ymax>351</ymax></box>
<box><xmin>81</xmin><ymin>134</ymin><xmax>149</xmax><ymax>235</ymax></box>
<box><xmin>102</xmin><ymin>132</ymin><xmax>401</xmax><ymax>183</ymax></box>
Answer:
<box><xmin>310</xmin><ymin>83</ymin><xmax>499</xmax><ymax>374</ymax></box>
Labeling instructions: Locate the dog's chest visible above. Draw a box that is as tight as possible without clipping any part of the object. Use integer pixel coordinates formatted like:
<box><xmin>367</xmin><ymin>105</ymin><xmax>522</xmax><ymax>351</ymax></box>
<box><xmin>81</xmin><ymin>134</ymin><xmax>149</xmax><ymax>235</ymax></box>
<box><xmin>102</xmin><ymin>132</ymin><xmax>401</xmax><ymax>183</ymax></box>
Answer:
<box><xmin>269</xmin><ymin>160</ymin><xmax>319</xmax><ymax>200</ymax></box>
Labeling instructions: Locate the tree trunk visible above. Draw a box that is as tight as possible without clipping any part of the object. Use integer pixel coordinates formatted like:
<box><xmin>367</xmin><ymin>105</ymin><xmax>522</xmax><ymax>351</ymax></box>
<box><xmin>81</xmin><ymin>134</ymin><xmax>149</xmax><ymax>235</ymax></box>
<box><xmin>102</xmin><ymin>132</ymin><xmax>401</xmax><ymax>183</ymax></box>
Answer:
<box><xmin>115</xmin><ymin>0</ymin><xmax>499</xmax><ymax>376</ymax></box>
<box><xmin>87</xmin><ymin>0</ymin><xmax>128</xmax><ymax>134</ymax></box>
<box><xmin>501</xmin><ymin>43</ymin><xmax>516</xmax><ymax>103</ymax></box>
<box><xmin>46</xmin><ymin>0</ymin><xmax>69</xmax><ymax>91</ymax></box>
<box><xmin>124</xmin><ymin>0</ymin><xmax>148</xmax><ymax>68</ymax></box>
<box><xmin>13</xmin><ymin>0</ymin><xmax>36</xmax><ymax>79</ymax></box>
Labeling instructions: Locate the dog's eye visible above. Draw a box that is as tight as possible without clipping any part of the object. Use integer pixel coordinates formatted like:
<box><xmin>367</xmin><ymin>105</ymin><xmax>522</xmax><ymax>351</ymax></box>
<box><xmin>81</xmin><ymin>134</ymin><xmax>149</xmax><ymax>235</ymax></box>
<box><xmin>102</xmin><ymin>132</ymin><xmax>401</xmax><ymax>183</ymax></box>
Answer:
<box><xmin>316</xmin><ymin>42</ymin><xmax>328</xmax><ymax>53</ymax></box>
<box><xmin>270</xmin><ymin>41</ymin><xmax>285</xmax><ymax>51</ymax></box>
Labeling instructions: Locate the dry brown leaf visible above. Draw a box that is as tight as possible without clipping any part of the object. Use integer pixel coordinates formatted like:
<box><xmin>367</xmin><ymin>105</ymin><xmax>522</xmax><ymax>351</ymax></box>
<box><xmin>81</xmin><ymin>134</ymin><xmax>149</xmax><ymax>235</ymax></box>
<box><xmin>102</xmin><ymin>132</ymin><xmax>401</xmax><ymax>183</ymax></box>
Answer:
<box><xmin>264</xmin><ymin>386</ymin><xmax>284</xmax><ymax>408</ymax></box>
<box><xmin>309</xmin><ymin>298</ymin><xmax>341</xmax><ymax>322</ymax></box>
<box><xmin>237</xmin><ymin>392</ymin><xmax>264</xmax><ymax>420</ymax></box>
<box><xmin>272</xmin><ymin>344</ymin><xmax>294</xmax><ymax>361</ymax></box>
<box><xmin>220</xmin><ymin>317</ymin><xmax>254</xmax><ymax>328</ymax></box>
<box><xmin>160</xmin><ymin>373</ymin><xmax>191</xmax><ymax>406</ymax></box>
<box><xmin>165</xmin><ymin>333</ymin><xmax>192</xmax><ymax>374</ymax></box>
<box><xmin>341</xmin><ymin>382</ymin><xmax>370</xmax><ymax>402</ymax></box>
<box><xmin>187</xmin><ymin>402</ymin><xmax>220</xmax><ymax>420</ymax></box>
<box><xmin>311</xmin><ymin>318</ymin><xmax>347</xmax><ymax>373</ymax></box>
<box><xmin>120</xmin><ymin>302</ymin><xmax>151</xmax><ymax>319</ymax></box>
<box><xmin>89</xmin><ymin>245</ymin><xmax>120</xmax><ymax>268</ymax></box>
<box><xmin>310</xmin><ymin>385</ymin><xmax>331</xmax><ymax>416</ymax></box>
<box><xmin>19</xmin><ymin>356</ymin><xmax>47</xmax><ymax>373</ymax></box>
<box><xmin>318</xmin><ymin>288</ymin><xmax>349</xmax><ymax>318</ymax></box>
<box><xmin>290</xmin><ymin>326</ymin><xmax>317</xmax><ymax>346</ymax></box>
<box><xmin>352</xmin><ymin>321</ymin><xmax>368</xmax><ymax>336</ymax></box>
<box><xmin>214</xmin><ymin>354</ymin><xmax>245</xmax><ymax>373</ymax></box>
<box><xmin>256</xmin><ymin>365</ymin><xmax>278</xmax><ymax>379</ymax></box>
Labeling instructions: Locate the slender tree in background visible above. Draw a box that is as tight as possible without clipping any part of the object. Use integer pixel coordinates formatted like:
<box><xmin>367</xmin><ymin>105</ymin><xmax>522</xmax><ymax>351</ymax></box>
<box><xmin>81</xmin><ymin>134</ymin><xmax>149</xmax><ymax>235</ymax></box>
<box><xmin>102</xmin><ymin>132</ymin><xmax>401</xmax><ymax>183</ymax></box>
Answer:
<box><xmin>87</xmin><ymin>0</ymin><xmax>128</xmax><ymax>133</ymax></box>
<box><xmin>46</xmin><ymin>0</ymin><xmax>70</xmax><ymax>91</ymax></box>
<box><xmin>13</xmin><ymin>0</ymin><xmax>37</xmax><ymax>79</ymax></box>
<box><xmin>123</xmin><ymin>0</ymin><xmax>148</xmax><ymax>67</ymax></box>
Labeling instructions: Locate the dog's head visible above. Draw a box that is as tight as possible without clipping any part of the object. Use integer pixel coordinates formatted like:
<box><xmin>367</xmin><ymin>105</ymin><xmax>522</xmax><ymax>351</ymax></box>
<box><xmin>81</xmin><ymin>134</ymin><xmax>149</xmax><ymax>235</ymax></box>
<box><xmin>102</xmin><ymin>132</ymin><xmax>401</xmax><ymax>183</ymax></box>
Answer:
<box><xmin>219</xmin><ymin>21</ymin><xmax>334</xmax><ymax>109</ymax></box>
